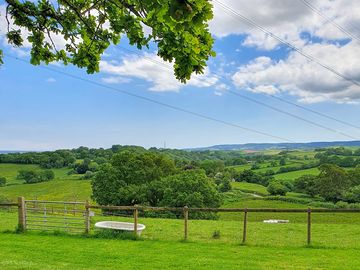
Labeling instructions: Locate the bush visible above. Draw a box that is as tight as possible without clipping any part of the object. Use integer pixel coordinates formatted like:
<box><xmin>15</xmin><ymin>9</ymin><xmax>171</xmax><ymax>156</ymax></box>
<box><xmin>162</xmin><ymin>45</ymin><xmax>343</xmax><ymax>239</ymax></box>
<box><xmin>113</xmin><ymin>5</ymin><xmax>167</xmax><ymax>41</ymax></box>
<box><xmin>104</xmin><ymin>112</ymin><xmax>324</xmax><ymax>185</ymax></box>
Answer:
<box><xmin>342</xmin><ymin>185</ymin><xmax>360</xmax><ymax>203</ymax></box>
<box><xmin>294</xmin><ymin>175</ymin><xmax>318</xmax><ymax>197</ymax></box>
<box><xmin>39</xmin><ymin>170</ymin><xmax>55</xmax><ymax>181</ymax></box>
<box><xmin>0</xmin><ymin>176</ymin><xmax>6</xmax><ymax>187</ymax></box>
<box><xmin>267</xmin><ymin>180</ymin><xmax>287</xmax><ymax>196</ymax></box>
<box><xmin>17</xmin><ymin>169</ymin><xmax>54</xmax><ymax>184</ymax></box>
<box><xmin>83</xmin><ymin>171</ymin><xmax>94</xmax><ymax>179</ymax></box>
<box><xmin>335</xmin><ymin>201</ymin><xmax>349</xmax><ymax>209</ymax></box>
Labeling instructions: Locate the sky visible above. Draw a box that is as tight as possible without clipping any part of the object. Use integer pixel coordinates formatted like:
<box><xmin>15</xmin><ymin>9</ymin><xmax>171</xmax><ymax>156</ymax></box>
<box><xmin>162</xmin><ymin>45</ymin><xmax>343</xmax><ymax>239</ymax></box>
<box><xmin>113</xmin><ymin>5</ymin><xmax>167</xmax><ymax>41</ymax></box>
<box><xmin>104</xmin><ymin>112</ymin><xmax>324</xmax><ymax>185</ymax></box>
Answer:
<box><xmin>1</xmin><ymin>0</ymin><xmax>360</xmax><ymax>150</ymax></box>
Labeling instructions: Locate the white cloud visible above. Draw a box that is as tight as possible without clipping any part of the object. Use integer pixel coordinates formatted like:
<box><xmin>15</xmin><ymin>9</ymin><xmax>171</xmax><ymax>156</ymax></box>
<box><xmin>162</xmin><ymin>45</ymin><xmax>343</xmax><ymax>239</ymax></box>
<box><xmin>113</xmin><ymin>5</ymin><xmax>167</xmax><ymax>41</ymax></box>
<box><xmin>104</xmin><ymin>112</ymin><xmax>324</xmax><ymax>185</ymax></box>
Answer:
<box><xmin>209</xmin><ymin>0</ymin><xmax>360</xmax><ymax>50</ymax></box>
<box><xmin>100</xmin><ymin>53</ymin><xmax>219</xmax><ymax>92</ymax></box>
<box><xmin>101</xmin><ymin>76</ymin><xmax>132</xmax><ymax>84</ymax></box>
<box><xmin>46</xmin><ymin>77</ymin><xmax>56</xmax><ymax>83</ymax></box>
<box><xmin>232</xmin><ymin>42</ymin><xmax>360</xmax><ymax>103</ymax></box>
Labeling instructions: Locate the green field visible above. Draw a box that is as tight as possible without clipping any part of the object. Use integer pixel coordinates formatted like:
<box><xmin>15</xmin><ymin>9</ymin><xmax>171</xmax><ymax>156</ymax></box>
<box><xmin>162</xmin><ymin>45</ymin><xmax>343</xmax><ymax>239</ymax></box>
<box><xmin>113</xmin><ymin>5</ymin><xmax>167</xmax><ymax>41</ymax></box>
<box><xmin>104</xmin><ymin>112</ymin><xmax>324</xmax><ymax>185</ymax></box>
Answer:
<box><xmin>0</xmin><ymin>179</ymin><xmax>91</xmax><ymax>201</ymax></box>
<box><xmin>1</xmin><ymin>210</ymin><xmax>360</xmax><ymax>269</ymax></box>
<box><xmin>231</xmin><ymin>182</ymin><xmax>269</xmax><ymax>196</ymax></box>
<box><xmin>1</xmin><ymin>157</ymin><xmax>360</xmax><ymax>269</ymax></box>
<box><xmin>0</xmin><ymin>164</ymin><xmax>90</xmax><ymax>201</ymax></box>
<box><xmin>0</xmin><ymin>164</ymin><xmax>40</xmax><ymax>185</ymax></box>
<box><xmin>274</xmin><ymin>168</ymin><xmax>320</xmax><ymax>181</ymax></box>
<box><xmin>3</xmin><ymin>232</ymin><xmax>360</xmax><ymax>270</ymax></box>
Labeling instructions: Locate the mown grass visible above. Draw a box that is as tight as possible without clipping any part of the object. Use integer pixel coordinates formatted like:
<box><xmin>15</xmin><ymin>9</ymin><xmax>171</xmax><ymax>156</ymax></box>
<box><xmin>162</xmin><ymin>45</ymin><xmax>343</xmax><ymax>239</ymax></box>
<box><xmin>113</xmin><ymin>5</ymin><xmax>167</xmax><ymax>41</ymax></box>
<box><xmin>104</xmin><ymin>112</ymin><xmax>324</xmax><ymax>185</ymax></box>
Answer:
<box><xmin>3</xmin><ymin>232</ymin><xmax>360</xmax><ymax>270</ymax></box>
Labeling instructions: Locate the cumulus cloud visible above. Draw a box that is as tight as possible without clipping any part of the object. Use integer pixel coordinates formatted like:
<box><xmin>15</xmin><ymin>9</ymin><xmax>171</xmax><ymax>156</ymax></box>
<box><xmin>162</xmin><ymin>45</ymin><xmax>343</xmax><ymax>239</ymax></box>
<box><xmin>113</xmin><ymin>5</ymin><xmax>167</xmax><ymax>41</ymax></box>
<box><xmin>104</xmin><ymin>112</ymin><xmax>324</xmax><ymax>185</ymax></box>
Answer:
<box><xmin>232</xmin><ymin>42</ymin><xmax>360</xmax><ymax>103</ymax></box>
<box><xmin>100</xmin><ymin>53</ymin><xmax>219</xmax><ymax>92</ymax></box>
<box><xmin>209</xmin><ymin>0</ymin><xmax>360</xmax><ymax>50</ymax></box>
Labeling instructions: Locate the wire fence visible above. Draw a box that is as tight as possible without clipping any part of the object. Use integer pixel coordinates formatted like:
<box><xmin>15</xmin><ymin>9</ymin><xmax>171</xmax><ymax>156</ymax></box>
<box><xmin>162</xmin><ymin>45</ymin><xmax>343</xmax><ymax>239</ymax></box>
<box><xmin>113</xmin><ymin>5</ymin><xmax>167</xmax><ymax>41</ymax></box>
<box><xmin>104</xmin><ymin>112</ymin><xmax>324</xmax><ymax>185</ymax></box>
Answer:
<box><xmin>3</xmin><ymin>197</ymin><xmax>360</xmax><ymax>246</ymax></box>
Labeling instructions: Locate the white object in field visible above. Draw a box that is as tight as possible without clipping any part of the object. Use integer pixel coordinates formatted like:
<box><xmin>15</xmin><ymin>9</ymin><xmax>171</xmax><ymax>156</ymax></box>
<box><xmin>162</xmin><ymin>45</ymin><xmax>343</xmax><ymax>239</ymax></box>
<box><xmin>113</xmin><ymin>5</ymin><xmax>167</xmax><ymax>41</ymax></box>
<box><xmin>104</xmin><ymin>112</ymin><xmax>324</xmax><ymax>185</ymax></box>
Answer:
<box><xmin>95</xmin><ymin>221</ymin><xmax>146</xmax><ymax>235</ymax></box>
<box><xmin>263</xmin><ymin>219</ymin><xmax>289</xmax><ymax>224</ymax></box>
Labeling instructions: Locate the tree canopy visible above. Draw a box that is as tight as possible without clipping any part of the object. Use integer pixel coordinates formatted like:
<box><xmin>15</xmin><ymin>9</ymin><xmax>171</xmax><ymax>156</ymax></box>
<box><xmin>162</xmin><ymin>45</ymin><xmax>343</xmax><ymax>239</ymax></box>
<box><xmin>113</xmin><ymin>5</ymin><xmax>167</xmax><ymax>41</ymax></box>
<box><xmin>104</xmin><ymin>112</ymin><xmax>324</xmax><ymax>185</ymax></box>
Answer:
<box><xmin>3</xmin><ymin>0</ymin><xmax>215</xmax><ymax>82</ymax></box>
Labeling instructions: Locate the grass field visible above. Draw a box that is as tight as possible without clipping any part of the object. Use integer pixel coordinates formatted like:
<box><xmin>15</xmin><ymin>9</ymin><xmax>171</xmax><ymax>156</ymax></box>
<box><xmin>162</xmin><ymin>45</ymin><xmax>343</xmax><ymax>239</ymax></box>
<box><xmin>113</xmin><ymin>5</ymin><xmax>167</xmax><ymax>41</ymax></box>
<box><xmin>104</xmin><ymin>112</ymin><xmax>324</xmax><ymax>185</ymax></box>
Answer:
<box><xmin>0</xmin><ymin>164</ymin><xmax>40</xmax><ymax>185</ymax></box>
<box><xmin>0</xmin><ymin>164</ymin><xmax>90</xmax><ymax>202</ymax></box>
<box><xmin>231</xmin><ymin>182</ymin><xmax>269</xmax><ymax>196</ymax></box>
<box><xmin>274</xmin><ymin>167</ymin><xmax>319</xmax><ymax>181</ymax></box>
<box><xmin>2</xmin><ymin>210</ymin><xmax>360</xmax><ymax>269</ymax></box>
<box><xmin>3</xmin><ymin>232</ymin><xmax>360</xmax><ymax>270</ymax></box>
<box><xmin>0</xmin><ymin>179</ymin><xmax>91</xmax><ymax>201</ymax></box>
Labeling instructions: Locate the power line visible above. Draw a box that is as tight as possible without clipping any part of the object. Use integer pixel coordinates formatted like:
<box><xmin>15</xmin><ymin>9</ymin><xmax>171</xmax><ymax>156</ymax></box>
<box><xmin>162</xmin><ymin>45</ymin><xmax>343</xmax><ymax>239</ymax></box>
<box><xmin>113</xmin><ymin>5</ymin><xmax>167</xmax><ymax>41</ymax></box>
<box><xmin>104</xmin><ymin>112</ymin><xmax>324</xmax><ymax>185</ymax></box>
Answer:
<box><xmin>298</xmin><ymin>0</ymin><xmax>360</xmax><ymax>43</ymax></box>
<box><xmin>212</xmin><ymin>0</ymin><xmax>360</xmax><ymax>133</ymax></box>
<box><xmin>115</xmin><ymin>46</ymin><xmax>358</xmax><ymax>139</ymax></box>
<box><xmin>227</xmin><ymin>91</ymin><xmax>358</xmax><ymax>140</ymax></box>
<box><xmin>4</xmin><ymin>54</ymin><xmax>294</xmax><ymax>143</ymax></box>
<box><xmin>268</xmin><ymin>94</ymin><xmax>360</xmax><ymax>131</ymax></box>
<box><xmin>213</xmin><ymin>0</ymin><xmax>360</xmax><ymax>89</ymax></box>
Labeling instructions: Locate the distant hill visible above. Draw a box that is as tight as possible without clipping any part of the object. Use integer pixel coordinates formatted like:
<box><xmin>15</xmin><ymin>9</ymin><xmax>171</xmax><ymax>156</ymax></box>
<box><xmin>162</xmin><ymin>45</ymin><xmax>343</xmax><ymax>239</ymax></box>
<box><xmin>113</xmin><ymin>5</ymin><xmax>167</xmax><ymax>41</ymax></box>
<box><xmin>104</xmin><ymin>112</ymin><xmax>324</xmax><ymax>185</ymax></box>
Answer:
<box><xmin>186</xmin><ymin>140</ymin><xmax>360</xmax><ymax>151</ymax></box>
<box><xmin>0</xmin><ymin>150</ymin><xmax>26</xmax><ymax>154</ymax></box>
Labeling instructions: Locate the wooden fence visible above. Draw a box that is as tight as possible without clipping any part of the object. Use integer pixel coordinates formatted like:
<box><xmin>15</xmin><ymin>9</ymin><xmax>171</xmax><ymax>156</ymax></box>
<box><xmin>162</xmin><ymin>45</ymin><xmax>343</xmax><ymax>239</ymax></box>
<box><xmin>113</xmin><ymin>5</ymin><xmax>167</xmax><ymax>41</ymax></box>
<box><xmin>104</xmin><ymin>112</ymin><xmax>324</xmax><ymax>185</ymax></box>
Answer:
<box><xmin>3</xmin><ymin>197</ymin><xmax>360</xmax><ymax>244</ymax></box>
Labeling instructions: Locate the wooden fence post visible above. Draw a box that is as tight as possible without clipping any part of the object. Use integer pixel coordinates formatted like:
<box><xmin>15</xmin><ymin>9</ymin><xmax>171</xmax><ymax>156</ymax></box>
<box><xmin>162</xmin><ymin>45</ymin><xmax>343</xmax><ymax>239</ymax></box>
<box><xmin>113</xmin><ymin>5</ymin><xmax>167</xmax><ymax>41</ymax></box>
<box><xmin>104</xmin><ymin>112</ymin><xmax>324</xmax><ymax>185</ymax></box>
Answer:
<box><xmin>85</xmin><ymin>200</ymin><xmax>90</xmax><ymax>234</ymax></box>
<box><xmin>183</xmin><ymin>206</ymin><xmax>189</xmax><ymax>241</ymax></box>
<box><xmin>134</xmin><ymin>205</ymin><xmax>139</xmax><ymax>237</ymax></box>
<box><xmin>242</xmin><ymin>208</ymin><xmax>248</xmax><ymax>244</ymax></box>
<box><xmin>307</xmin><ymin>208</ymin><xmax>311</xmax><ymax>245</ymax></box>
<box><xmin>17</xmin><ymin>197</ymin><xmax>26</xmax><ymax>232</ymax></box>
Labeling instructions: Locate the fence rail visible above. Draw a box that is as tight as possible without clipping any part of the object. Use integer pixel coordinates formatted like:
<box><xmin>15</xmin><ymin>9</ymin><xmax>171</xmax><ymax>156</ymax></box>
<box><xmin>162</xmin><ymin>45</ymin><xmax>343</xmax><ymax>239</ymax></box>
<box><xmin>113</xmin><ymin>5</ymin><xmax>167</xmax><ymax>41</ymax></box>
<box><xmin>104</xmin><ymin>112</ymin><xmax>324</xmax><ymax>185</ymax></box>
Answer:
<box><xmin>4</xmin><ymin>197</ymin><xmax>360</xmax><ymax>245</ymax></box>
<box><xmin>0</xmin><ymin>203</ymin><xmax>18</xmax><ymax>207</ymax></box>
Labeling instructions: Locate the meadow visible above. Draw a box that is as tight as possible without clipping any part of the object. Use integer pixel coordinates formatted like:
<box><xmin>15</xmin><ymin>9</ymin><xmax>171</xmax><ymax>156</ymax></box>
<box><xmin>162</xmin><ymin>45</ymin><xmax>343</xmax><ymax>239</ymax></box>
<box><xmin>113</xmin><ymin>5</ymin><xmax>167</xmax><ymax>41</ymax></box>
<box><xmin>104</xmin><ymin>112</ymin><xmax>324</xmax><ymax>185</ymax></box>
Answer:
<box><xmin>0</xmin><ymin>164</ymin><xmax>90</xmax><ymax>201</ymax></box>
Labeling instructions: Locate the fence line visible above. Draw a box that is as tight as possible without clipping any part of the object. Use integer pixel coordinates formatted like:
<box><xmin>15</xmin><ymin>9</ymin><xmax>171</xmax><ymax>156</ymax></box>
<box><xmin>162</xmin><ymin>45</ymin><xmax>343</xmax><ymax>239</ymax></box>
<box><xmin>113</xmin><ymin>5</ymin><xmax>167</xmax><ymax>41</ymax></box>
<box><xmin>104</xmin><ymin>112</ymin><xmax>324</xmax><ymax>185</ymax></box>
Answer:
<box><xmin>4</xmin><ymin>197</ymin><xmax>360</xmax><ymax>245</ymax></box>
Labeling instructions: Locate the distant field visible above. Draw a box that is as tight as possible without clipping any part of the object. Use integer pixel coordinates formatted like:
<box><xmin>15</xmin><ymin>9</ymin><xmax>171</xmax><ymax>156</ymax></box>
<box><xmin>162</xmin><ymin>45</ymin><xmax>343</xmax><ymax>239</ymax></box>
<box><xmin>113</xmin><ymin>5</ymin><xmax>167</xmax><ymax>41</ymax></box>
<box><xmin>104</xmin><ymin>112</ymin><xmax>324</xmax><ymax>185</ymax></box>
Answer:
<box><xmin>0</xmin><ymin>164</ymin><xmax>39</xmax><ymax>185</ymax></box>
<box><xmin>274</xmin><ymin>167</ymin><xmax>319</xmax><ymax>181</ymax></box>
<box><xmin>231</xmin><ymin>182</ymin><xmax>269</xmax><ymax>196</ymax></box>
<box><xmin>229</xmin><ymin>159</ymin><xmax>315</xmax><ymax>174</ymax></box>
<box><xmin>0</xmin><ymin>164</ymin><xmax>80</xmax><ymax>185</ymax></box>
<box><xmin>0</xmin><ymin>163</ymin><xmax>89</xmax><ymax>202</ymax></box>
<box><xmin>0</xmin><ymin>179</ymin><xmax>91</xmax><ymax>202</ymax></box>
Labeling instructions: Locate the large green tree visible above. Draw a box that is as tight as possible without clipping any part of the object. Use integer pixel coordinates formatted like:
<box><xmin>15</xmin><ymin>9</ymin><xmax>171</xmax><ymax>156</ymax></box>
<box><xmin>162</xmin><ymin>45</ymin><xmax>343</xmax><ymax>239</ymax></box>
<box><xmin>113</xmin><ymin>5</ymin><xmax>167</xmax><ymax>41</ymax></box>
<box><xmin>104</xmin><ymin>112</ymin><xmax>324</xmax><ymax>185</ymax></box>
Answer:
<box><xmin>91</xmin><ymin>150</ymin><xmax>176</xmax><ymax>205</ymax></box>
<box><xmin>2</xmin><ymin>0</ymin><xmax>215</xmax><ymax>82</ymax></box>
<box><xmin>317</xmin><ymin>164</ymin><xmax>350</xmax><ymax>202</ymax></box>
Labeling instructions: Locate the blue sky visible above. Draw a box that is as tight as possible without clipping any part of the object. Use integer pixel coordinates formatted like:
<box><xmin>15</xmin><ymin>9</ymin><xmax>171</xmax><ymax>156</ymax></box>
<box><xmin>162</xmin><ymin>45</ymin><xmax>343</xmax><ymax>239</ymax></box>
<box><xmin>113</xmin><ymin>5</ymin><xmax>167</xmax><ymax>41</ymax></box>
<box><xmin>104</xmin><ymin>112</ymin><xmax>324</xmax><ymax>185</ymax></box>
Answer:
<box><xmin>1</xmin><ymin>0</ymin><xmax>360</xmax><ymax>150</ymax></box>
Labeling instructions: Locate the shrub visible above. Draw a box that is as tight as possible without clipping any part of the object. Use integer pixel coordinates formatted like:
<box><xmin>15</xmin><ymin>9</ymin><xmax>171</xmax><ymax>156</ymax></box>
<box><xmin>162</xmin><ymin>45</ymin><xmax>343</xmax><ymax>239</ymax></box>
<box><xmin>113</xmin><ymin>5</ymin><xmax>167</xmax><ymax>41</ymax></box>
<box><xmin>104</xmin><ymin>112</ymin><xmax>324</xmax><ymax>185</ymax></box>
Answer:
<box><xmin>267</xmin><ymin>180</ymin><xmax>287</xmax><ymax>196</ymax></box>
<box><xmin>294</xmin><ymin>175</ymin><xmax>318</xmax><ymax>197</ymax></box>
<box><xmin>342</xmin><ymin>185</ymin><xmax>360</xmax><ymax>203</ymax></box>
<box><xmin>39</xmin><ymin>170</ymin><xmax>55</xmax><ymax>181</ymax></box>
<box><xmin>17</xmin><ymin>169</ymin><xmax>54</xmax><ymax>184</ymax></box>
<box><xmin>83</xmin><ymin>171</ymin><xmax>94</xmax><ymax>179</ymax></box>
<box><xmin>67</xmin><ymin>169</ymin><xmax>77</xmax><ymax>175</ymax></box>
<box><xmin>335</xmin><ymin>201</ymin><xmax>349</xmax><ymax>209</ymax></box>
<box><xmin>0</xmin><ymin>176</ymin><xmax>6</xmax><ymax>187</ymax></box>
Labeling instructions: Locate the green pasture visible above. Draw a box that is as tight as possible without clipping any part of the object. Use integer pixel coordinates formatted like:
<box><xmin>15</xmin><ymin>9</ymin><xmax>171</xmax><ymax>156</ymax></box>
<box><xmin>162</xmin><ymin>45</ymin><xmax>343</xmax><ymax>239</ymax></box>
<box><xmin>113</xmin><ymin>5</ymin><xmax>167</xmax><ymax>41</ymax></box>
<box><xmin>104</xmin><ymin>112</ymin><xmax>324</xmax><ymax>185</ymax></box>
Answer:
<box><xmin>0</xmin><ymin>179</ymin><xmax>91</xmax><ymax>202</ymax></box>
<box><xmin>1</xmin><ymin>210</ymin><xmax>360</xmax><ymax>269</ymax></box>
<box><xmin>274</xmin><ymin>168</ymin><xmax>320</xmax><ymax>181</ymax></box>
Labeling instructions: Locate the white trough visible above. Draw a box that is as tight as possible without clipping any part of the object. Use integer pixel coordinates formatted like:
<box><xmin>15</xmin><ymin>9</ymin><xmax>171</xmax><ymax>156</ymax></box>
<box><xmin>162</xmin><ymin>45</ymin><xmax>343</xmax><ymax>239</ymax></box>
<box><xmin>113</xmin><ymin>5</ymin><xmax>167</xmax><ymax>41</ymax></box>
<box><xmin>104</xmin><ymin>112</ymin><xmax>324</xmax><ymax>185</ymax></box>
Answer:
<box><xmin>263</xmin><ymin>219</ymin><xmax>289</xmax><ymax>224</ymax></box>
<box><xmin>95</xmin><ymin>221</ymin><xmax>146</xmax><ymax>235</ymax></box>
